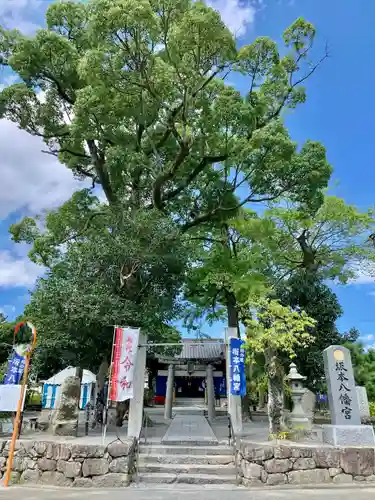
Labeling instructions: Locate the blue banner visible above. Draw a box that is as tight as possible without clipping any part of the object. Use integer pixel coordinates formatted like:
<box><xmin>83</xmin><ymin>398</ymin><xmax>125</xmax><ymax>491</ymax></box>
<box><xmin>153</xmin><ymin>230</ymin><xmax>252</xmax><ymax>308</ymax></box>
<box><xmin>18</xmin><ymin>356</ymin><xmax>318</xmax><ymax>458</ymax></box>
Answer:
<box><xmin>317</xmin><ymin>392</ymin><xmax>328</xmax><ymax>403</ymax></box>
<box><xmin>230</xmin><ymin>338</ymin><xmax>246</xmax><ymax>396</ymax></box>
<box><xmin>3</xmin><ymin>351</ymin><xmax>26</xmax><ymax>385</ymax></box>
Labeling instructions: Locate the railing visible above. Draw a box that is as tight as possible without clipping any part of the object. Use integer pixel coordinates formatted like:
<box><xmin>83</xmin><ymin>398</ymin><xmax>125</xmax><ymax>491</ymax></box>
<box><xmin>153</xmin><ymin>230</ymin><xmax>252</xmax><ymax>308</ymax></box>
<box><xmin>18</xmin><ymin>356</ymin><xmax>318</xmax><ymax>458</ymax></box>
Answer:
<box><xmin>134</xmin><ymin>411</ymin><xmax>148</xmax><ymax>484</ymax></box>
<box><xmin>227</xmin><ymin>414</ymin><xmax>239</xmax><ymax>484</ymax></box>
<box><xmin>140</xmin><ymin>410</ymin><xmax>149</xmax><ymax>445</ymax></box>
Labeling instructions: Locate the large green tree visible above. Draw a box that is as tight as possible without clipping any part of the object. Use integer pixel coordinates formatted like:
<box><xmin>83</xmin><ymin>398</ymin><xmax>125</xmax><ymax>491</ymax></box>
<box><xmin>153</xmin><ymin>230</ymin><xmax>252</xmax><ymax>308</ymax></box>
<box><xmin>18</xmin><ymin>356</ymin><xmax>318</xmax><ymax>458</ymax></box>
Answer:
<box><xmin>246</xmin><ymin>298</ymin><xmax>315</xmax><ymax>434</ymax></box>
<box><xmin>276</xmin><ymin>271</ymin><xmax>359</xmax><ymax>390</ymax></box>
<box><xmin>21</xmin><ymin>191</ymin><xmax>186</xmax><ymax>376</ymax></box>
<box><xmin>263</xmin><ymin>196</ymin><xmax>375</xmax><ymax>281</ymax></box>
<box><xmin>1</xmin><ymin>2</ymin><xmax>331</xmax><ymax>233</ymax></box>
<box><xmin>346</xmin><ymin>341</ymin><xmax>375</xmax><ymax>402</ymax></box>
<box><xmin>1</xmin><ymin>1</ymin><xmax>333</xmax><ymax>382</ymax></box>
<box><xmin>0</xmin><ymin>313</ymin><xmax>14</xmax><ymax>378</ymax></box>
<box><xmin>184</xmin><ymin>195</ymin><xmax>375</xmax><ymax>333</ymax></box>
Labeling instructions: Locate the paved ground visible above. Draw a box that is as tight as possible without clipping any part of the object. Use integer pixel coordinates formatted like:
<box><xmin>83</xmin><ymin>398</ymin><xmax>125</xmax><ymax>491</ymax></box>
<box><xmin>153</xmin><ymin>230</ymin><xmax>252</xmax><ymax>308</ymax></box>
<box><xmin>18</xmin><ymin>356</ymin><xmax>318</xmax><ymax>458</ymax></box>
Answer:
<box><xmin>161</xmin><ymin>414</ymin><xmax>218</xmax><ymax>444</ymax></box>
<box><xmin>1</xmin><ymin>486</ymin><xmax>375</xmax><ymax>500</ymax></box>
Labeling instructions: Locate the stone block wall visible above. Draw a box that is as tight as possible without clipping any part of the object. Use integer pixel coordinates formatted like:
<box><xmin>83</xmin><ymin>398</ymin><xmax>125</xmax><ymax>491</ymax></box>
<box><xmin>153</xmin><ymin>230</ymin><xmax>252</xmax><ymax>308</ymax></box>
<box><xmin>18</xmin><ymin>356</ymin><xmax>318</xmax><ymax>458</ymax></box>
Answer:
<box><xmin>0</xmin><ymin>438</ymin><xmax>136</xmax><ymax>487</ymax></box>
<box><xmin>237</xmin><ymin>441</ymin><xmax>375</xmax><ymax>486</ymax></box>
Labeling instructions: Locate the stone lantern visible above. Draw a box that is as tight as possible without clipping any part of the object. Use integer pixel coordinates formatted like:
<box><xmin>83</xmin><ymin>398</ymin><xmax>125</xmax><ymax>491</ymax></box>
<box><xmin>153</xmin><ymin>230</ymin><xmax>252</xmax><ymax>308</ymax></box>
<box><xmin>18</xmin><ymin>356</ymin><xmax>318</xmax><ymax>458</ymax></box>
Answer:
<box><xmin>287</xmin><ymin>362</ymin><xmax>310</xmax><ymax>430</ymax></box>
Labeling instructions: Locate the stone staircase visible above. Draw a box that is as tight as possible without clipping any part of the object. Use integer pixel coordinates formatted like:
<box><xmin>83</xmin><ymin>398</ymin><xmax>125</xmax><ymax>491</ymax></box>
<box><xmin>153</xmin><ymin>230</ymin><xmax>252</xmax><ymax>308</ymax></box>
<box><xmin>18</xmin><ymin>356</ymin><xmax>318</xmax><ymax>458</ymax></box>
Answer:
<box><xmin>174</xmin><ymin>398</ymin><xmax>206</xmax><ymax>407</ymax></box>
<box><xmin>137</xmin><ymin>443</ymin><xmax>237</xmax><ymax>485</ymax></box>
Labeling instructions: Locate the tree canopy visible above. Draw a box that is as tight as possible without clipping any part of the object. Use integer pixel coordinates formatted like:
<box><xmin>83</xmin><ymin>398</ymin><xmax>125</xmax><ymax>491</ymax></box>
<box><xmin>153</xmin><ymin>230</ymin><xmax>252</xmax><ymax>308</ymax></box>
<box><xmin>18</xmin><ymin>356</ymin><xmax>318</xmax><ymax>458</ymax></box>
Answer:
<box><xmin>277</xmin><ymin>271</ymin><xmax>359</xmax><ymax>389</ymax></box>
<box><xmin>346</xmin><ymin>341</ymin><xmax>375</xmax><ymax>402</ymax></box>
<box><xmin>1</xmin><ymin>1</ymin><xmax>331</xmax><ymax>231</ymax></box>
<box><xmin>0</xmin><ymin>1</ymin><xmax>348</xmax><ymax>379</ymax></box>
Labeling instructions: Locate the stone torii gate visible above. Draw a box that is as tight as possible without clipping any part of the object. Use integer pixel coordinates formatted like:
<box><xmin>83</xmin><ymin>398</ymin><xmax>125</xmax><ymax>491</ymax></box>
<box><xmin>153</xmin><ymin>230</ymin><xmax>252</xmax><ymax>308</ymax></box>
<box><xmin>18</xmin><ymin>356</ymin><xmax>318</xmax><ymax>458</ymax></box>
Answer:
<box><xmin>127</xmin><ymin>333</ymin><xmax>242</xmax><ymax>437</ymax></box>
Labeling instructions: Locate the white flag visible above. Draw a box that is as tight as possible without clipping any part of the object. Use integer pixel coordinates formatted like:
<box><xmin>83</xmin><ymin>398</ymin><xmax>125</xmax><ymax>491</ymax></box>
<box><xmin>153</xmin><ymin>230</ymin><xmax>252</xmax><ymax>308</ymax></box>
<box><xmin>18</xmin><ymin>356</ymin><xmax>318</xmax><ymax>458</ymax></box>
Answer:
<box><xmin>110</xmin><ymin>327</ymin><xmax>140</xmax><ymax>401</ymax></box>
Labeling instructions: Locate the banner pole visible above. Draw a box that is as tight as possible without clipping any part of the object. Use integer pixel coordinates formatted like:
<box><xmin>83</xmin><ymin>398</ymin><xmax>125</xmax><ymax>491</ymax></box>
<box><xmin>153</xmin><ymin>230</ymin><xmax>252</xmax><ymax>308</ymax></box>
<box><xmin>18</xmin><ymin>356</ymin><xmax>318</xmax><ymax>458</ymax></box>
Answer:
<box><xmin>3</xmin><ymin>322</ymin><xmax>36</xmax><ymax>488</ymax></box>
<box><xmin>102</xmin><ymin>325</ymin><xmax>117</xmax><ymax>445</ymax></box>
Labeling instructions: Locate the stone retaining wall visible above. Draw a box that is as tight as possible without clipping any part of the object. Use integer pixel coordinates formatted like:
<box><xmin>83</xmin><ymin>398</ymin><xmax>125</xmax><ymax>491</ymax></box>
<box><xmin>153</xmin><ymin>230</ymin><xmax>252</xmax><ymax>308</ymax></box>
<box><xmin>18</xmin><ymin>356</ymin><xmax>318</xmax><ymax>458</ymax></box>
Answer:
<box><xmin>0</xmin><ymin>438</ymin><xmax>136</xmax><ymax>487</ymax></box>
<box><xmin>237</xmin><ymin>441</ymin><xmax>375</xmax><ymax>486</ymax></box>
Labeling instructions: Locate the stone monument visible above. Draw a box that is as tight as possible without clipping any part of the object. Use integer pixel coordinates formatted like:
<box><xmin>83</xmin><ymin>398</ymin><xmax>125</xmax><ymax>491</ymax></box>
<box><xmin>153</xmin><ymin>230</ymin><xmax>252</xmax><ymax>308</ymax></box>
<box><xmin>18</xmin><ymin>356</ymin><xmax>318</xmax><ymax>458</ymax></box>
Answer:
<box><xmin>322</xmin><ymin>345</ymin><xmax>375</xmax><ymax>446</ymax></box>
<box><xmin>356</xmin><ymin>386</ymin><xmax>370</xmax><ymax>419</ymax></box>
<box><xmin>52</xmin><ymin>376</ymin><xmax>81</xmax><ymax>436</ymax></box>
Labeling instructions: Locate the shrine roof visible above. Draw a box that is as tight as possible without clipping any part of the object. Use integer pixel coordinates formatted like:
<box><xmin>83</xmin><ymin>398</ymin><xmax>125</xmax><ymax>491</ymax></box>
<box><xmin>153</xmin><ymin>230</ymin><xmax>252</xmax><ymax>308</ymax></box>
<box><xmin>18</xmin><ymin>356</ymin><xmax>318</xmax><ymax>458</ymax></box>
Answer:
<box><xmin>157</xmin><ymin>338</ymin><xmax>225</xmax><ymax>361</ymax></box>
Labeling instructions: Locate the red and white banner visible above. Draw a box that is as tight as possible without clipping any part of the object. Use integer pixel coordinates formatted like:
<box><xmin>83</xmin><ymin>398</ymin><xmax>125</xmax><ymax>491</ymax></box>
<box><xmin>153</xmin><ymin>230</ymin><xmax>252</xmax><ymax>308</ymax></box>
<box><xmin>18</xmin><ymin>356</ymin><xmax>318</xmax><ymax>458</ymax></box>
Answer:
<box><xmin>110</xmin><ymin>327</ymin><xmax>140</xmax><ymax>402</ymax></box>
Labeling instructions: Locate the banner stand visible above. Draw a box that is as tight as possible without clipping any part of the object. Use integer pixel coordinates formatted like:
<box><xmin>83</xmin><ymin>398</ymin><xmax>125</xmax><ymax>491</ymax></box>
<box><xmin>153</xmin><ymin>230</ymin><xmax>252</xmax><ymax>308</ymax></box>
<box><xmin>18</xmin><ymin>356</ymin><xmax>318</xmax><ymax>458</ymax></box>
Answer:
<box><xmin>3</xmin><ymin>321</ymin><xmax>37</xmax><ymax>488</ymax></box>
<box><xmin>101</xmin><ymin>326</ymin><xmax>140</xmax><ymax>445</ymax></box>
<box><xmin>102</xmin><ymin>325</ymin><xmax>117</xmax><ymax>446</ymax></box>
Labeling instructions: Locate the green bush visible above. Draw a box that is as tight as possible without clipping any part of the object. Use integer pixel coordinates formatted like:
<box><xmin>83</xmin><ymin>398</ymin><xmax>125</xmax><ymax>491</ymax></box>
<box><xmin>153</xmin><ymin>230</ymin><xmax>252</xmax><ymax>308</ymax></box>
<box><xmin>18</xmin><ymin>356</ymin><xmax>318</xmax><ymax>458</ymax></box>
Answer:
<box><xmin>369</xmin><ymin>401</ymin><xmax>375</xmax><ymax>417</ymax></box>
<box><xmin>25</xmin><ymin>390</ymin><xmax>42</xmax><ymax>406</ymax></box>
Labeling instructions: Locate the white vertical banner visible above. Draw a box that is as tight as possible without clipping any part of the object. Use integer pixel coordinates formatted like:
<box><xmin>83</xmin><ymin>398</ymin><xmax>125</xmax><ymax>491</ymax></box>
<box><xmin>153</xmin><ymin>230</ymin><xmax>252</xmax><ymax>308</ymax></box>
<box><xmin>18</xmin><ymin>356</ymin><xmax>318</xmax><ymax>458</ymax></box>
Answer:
<box><xmin>109</xmin><ymin>327</ymin><xmax>140</xmax><ymax>402</ymax></box>
<box><xmin>0</xmin><ymin>385</ymin><xmax>27</xmax><ymax>412</ymax></box>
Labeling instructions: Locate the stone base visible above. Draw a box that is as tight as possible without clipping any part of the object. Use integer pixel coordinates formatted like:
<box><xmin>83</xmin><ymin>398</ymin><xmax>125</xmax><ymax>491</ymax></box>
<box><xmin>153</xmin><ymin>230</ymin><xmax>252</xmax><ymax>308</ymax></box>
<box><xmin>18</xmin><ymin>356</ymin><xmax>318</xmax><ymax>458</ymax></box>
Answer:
<box><xmin>289</xmin><ymin>416</ymin><xmax>312</xmax><ymax>431</ymax></box>
<box><xmin>322</xmin><ymin>424</ymin><xmax>375</xmax><ymax>446</ymax></box>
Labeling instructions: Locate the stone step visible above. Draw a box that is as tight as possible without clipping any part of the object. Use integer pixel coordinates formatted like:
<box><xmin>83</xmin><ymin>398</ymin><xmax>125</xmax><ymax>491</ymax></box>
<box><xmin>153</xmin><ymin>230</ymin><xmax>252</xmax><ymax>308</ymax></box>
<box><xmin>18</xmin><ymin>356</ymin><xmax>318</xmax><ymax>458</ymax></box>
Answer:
<box><xmin>137</xmin><ymin>472</ymin><xmax>237</xmax><ymax>485</ymax></box>
<box><xmin>139</xmin><ymin>463</ymin><xmax>236</xmax><ymax>475</ymax></box>
<box><xmin>161</xmin><ymin>440</ymin><xmax>219</xmax><ymax>446</ymax></box>
<box><xmin>139</xmin><ymin>445</ymin><xmax>233</xmax><ymax>456</ymax></box>
<box><xmin>173</xmin><ymin>408</ymin><xmax>206</xmax><ymax>416</ymax></box>
<box><xmin>175</xmin><ymin>398</ymin><xmax>205</xmax><ymax>407</ymax></box>
<box><xmin>140</xmin><ymin>453</ymin><xmax>234</xmax><ymax>465</ymax></box>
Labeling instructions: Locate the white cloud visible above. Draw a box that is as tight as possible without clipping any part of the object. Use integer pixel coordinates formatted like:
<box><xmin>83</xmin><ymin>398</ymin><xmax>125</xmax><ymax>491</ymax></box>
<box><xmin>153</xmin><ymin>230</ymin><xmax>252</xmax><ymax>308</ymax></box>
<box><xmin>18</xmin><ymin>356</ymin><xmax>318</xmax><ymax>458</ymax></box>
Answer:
<box><xmin>347</xmin><ymin>263</ymin><xmax>375</xmax><ymax>285</ymax></box>
<box><xmin>350</xmin><ymin>272</ymin><xmax>375</xmax><ymax>285</ymax></box>
<box><xmin>0</xmin><ymin>304</ymin><xmax>16</xmax><ymax>316</ymax></box>
<box><xmin>207</xmin><ymin>0</ymin><xmax>257</xmax><ymax>37</ymax></box>
<box><xmin>353</xmin><ymin>274</ymin><xmax>375</xmax><ymax>285</ymax></box>
<box><xmin>0</xmin><ymin>119</ymin><xmax>87</xmax><ymax>219</ymax></box>
<box><xmin>0</xmin><ymin>0</ymin><xmax>43</xmax><ymax>34</ymax></box>
<box><xmin>0</xmin><ymin>75</ymin><xmax>18</xmax><ymax>92</ymax></box>
<box><xmin>0</xmin><ymin>250</ymin><xmax>43</xmax><ymax>288</ymax></box>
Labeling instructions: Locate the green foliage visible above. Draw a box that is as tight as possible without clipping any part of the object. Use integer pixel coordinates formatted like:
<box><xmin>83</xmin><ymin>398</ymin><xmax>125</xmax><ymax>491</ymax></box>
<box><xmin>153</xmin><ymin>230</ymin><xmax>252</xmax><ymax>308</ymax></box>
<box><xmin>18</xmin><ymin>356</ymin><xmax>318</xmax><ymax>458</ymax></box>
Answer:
<box><xmin>1</xmin><ymin>2</ymin><xmax>331</xmax><ymax>228</ymax></box>
<box><xmin>1</xmin><ymin>2</ymin><xmax>334</xmax><ymax>375</ymax></box>
<box><xmin>246</xmin><ymin>298</ymin><xmax>315</xmax><ymax>357</ymax></box>
<box><xmin>0</xmin><ymin>313</ymin><xmax>14</xmax><ymax>367</ymax></box>
<box><xmin>346</xmin><ymin>343</ymin><xmax>375</xmax><ymax>403</ymax></box>
<box><xmin>276</xmin><ymin>271</ymin><xmax>358</xmax><ymax>390</ymax></box>
<box><xmin>183</xmin><ymin>217</ymin><xmax>271</xmax><ymax>332</ymax></box>
<box><xmin>264</xmin><ymin>196</ymin><xmax>375</xmax><ymax>283</ymax></box>
<box><xmin>25</xmin><ymin>208</ymin><xmax>187</xmax><ymax>376</ymax></box>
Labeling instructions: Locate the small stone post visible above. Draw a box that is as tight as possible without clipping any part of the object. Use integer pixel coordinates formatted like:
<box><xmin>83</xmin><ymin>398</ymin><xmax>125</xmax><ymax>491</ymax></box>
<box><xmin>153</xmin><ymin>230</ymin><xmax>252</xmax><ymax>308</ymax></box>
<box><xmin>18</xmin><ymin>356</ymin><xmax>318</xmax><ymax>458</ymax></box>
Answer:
<box><xmin>286</xmin><ymin>363</ymin><xmax>310</xmax><ymax>430</ymax></box>
<box><xmin>206</xmin><ymin>364</ymin><xmax>215</xmax><ymax>420</ymax></box>
<box><xmin>128</xmin><ymin>331</ymin><xmax>147</xmax><ymax>438</ymax></box>
<box><xmin>164</xmin><ymin>364</ymin><xmax>174</xmax><ymax>420</ymax></box>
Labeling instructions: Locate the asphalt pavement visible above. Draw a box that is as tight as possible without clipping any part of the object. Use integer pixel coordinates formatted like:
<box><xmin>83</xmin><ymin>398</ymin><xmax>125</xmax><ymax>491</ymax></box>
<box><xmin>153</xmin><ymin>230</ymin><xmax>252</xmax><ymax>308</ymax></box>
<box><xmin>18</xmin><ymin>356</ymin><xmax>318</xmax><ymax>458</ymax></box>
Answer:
<box><xmin>1</xmin><ymin>485</ymin><xmax>375</xmax><ymax>500</ymax></box>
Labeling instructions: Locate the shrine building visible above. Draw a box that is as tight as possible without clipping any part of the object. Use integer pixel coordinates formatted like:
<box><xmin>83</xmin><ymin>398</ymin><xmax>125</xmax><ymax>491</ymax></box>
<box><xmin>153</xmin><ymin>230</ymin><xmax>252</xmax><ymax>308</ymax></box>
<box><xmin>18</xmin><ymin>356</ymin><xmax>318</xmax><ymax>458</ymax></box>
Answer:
<box><xmin>153</xmin><ymin>339</ymin><xmax>227</xmax><ymax>411</ymax></box>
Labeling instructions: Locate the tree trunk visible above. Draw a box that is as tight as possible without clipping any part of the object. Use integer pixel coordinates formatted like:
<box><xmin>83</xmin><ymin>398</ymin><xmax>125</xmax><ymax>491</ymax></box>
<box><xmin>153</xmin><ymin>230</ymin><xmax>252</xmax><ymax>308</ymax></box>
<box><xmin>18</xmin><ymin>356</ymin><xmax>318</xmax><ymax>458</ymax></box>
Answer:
<box><xmin>115</xmin><ymin>400</ymin><xmax>129</xmax><ymax>427</ymax></box>
<box><xmin>226</xmin><ymin>292</ymin><xmax>240</xmax><ymax>336</ymax></box>
<box><xmin>265</xmin><ymin>348</ymin><xmax>284</xmax><ymax>435</ymax></box>
<box><xmin>93</xmin><ymin>359</ymin><xmax>108</xmax><ymax>428</ymax></box>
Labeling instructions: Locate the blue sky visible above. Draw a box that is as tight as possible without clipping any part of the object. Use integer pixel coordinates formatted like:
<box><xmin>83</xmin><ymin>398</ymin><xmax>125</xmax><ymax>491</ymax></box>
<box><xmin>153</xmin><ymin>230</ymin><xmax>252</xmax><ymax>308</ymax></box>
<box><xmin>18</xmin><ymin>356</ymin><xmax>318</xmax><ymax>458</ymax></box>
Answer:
<box><xmin>0</xmin><ymin>0</ymin><xmax>375</xmax><ymax>345</ymax></box>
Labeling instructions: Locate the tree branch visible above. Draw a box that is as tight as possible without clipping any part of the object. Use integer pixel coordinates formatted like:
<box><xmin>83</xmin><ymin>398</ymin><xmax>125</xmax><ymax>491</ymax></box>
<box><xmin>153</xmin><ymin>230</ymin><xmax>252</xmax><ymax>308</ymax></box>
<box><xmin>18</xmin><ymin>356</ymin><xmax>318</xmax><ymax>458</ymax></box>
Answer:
<box><xmin>152</xmin><ymin>143</ymin><xmax>190</xmax><ymax>210</ymax></box>
<box><xmin>41</xmin><ymin>71</ymin><xmax>75</xmax><ymax>105</ymax></box>
<box><xmin>41</xmin><ymin>147</ymin><xmax>90</xmax><ymax>160</ymax></box>
<box><xmin>86</xmin><ymin>139</ymin><xmax>117</xmax><ymax>204</ymax></box>
<box><xmin>60</xmin><ymin>211</ymin><xmax>106</xmax><ymax>245</ymax></box>
<box><xmin>163</xmin><ymin>154</ymin><xmax>227</xmax><ymax>203</ymax></box>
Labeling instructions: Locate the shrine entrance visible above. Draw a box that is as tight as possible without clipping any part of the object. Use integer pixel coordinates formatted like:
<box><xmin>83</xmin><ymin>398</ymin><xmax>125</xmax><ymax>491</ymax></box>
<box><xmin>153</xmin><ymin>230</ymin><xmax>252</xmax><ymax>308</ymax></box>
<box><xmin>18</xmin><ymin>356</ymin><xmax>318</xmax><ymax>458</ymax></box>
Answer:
<box><xmin>147</xmin><ymin>338</ymin><xmax>226</xmax><ymax>419</ymax></box>
<box><xmin>175</xmin><ymin>376</ymin><xmax>205</xmax><ymax>398</ymax></box>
